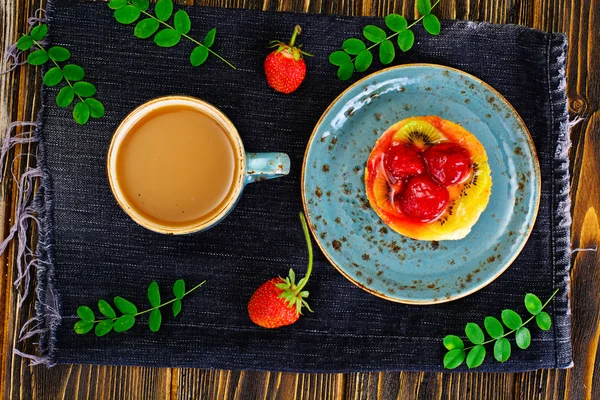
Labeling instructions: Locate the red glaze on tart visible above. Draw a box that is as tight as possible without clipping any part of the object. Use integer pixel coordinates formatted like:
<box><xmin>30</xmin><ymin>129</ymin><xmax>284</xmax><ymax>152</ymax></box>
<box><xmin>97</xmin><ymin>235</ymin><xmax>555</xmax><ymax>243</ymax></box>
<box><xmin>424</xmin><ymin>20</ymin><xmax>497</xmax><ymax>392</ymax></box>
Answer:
<box><xmin>365</xmin><ymin>116</ymin><xmax>492</xmax><ymax>241</ymax></box>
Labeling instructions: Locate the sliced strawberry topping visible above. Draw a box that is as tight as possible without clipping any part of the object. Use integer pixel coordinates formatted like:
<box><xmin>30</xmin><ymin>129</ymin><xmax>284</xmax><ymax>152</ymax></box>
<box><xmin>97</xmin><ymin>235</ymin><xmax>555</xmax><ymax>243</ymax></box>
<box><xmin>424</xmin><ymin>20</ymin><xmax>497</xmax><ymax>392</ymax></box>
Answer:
<box><xmin>422</xmin><ymin>143</ymin><xmax>472</xmax><ymax>187</ymax></box>
<box><xmin>385</xmin><ymin>144</ymin><xmax>425</xmax><ymax>180</ymax></box>
<box><xmin>396</xmin><ymin>175</ymin><xmax>450</xmax><ymax>222</ymax></box>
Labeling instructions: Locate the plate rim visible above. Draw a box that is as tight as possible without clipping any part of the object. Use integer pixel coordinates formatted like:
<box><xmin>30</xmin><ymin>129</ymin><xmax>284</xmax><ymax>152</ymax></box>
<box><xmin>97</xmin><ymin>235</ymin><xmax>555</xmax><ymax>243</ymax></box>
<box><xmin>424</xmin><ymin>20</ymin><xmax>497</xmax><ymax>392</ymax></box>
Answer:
<box><xmin>301</xmin><ymin>63</ymin><xmax>542</xmax><ymax>305</ymax></box>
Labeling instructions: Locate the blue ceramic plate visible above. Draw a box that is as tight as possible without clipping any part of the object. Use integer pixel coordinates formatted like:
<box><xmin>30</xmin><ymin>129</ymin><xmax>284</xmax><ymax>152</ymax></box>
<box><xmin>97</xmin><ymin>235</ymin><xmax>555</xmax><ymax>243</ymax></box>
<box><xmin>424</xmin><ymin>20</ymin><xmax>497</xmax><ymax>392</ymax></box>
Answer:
<box><xmin>302</xmin><ymin>64</ymin><xmax>540</xmax><ymax>304</ymax></box>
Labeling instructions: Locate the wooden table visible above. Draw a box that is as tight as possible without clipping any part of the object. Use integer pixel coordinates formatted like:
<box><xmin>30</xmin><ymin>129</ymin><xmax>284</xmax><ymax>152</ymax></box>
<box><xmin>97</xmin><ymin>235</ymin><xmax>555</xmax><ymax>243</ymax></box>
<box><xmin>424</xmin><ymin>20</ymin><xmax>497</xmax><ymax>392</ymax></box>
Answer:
<box><xmin>1</xmin><ymin>0</ymin><xmax>598</xmax><ymax>398</ymax></box>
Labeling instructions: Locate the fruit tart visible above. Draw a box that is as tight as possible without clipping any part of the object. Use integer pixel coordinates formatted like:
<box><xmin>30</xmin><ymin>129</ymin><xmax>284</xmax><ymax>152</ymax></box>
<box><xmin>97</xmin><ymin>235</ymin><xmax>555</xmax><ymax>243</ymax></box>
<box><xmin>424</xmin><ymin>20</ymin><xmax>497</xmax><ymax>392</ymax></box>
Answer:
<box><xmin>365</xmin><ymin>116</ymin><xmax>492</xmax><ymax>241</ymax></box>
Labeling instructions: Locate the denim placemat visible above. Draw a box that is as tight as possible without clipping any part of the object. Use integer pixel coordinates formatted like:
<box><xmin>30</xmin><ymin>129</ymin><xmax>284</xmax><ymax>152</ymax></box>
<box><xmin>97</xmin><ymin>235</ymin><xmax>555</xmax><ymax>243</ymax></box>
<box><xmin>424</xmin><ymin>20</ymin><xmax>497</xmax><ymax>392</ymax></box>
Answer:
<box><xmin>29</xmin><ymin>0</ymin><xmax>571</xmax><ymax>371</ymax></box>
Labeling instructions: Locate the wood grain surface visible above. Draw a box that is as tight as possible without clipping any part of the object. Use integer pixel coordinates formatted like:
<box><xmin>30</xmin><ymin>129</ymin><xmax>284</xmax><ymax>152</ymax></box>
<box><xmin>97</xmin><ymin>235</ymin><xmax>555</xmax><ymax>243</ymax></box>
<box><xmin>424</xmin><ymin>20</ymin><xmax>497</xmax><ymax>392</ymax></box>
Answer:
<box><xmin>1</xmin><ymin>0</ymin><xmax>598</xmax><ymax>398</ymax></box>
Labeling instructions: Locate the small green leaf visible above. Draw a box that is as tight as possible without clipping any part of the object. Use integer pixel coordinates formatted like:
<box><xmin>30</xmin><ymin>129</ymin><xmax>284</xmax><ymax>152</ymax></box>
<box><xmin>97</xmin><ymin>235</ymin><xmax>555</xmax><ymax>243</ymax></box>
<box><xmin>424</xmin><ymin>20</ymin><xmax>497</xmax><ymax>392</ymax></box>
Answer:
<box><xmin>149</xmin><ymin>308</ymin><xmax>162</xmax><ymax>332</ymax></box>
<box><xmin>501</xmin><ymin>309</ymin><xmax>523</xmax><ymax>330</ymax></box>
<box><xmin>16</xmin><ymin>35</ymin><xmax>33</xmax><ymax>51</ymax></box>
<box><xmin>174</xmin><ymin>10</ymin><xmax>191</xmax><ymax>35</ymax></box>
<box><xmin>465</xmin><ymin>322</ymin><xmax>485</xmax><ymax>344</ymax></box>
<box><xmin>85</xmin><ymin>98</ymin><xmax>105</xmax><ymax>118</ymax></box>
<box><xmin>48</xmin><ymin>46</ymin><xmax>71</xmax><ymax>62</ymax></box>
<box><xmin>329</xmin><ymin>51</ymin><xmax>351</xmax><ymax>66</ymax></box>
<box><xmin>342</xmin><ymin>38</ymin><xmax>366</xmax><ymax>55</ymax></box>
<box><xmin>443</xmin><ymin>335</ymin><xmax>464</xmax><ymax>350</ymax></box>
<box><xmin>114</xmin><ymin>5</ymin><xmax>141</xmax><ymax>25</ymax></box>
<box><xmin>134</xmin><ymin>18</ymin><xmax>160</xmax><ymax>39</ymax></box>
<box><xmin>77</xmin><ymin>305</ymin><xmax>95</xmax><ymax>321</ymax></box>
<box><xmin>73</xmin><ymin>81</ymin><xmax>97</xmax><ymax>97</ymax></box>
<box><xmin>114</xmin><ymin>296</ymin><xmax>138</xmax><ymax>315</ymax></box>
<box><xmin>355</xmin><ymin>50</ymin><xmax>373</xmax><ymax>72</ymax></box>
<box><xmin>536</xmin><ymin>311</ymin><xmax>552</xmax><ymax>330</ymax></box>
<box><xmin>108</xmin><ymin>0</ymin><xmax>128</xmax><ymax>10</ymax></box>
<box><xmin>484</xmin><ymin>316</ymin><xmax>504</xmax><ymax>339</ymax></box>
<box><xmin>154</xmin><ymin>29</ymin><xmax>181</xmax><ymax>48</ymax></box>
<box><xmin>190</xmin><ymin>46</ymin><xmax>209</xmax><ymax>66</ymax></box>
<box><xmin>337</xmin><ymin>62</ymin><xmax>354</xmax><ymax>80</ymax></box>
<box><xmin>379</xmin><ymin>39</ymin><xmax>395</xmax><ymax>65</ymax></box>
<box><xmin>95</xmin><ymin>319</ymin><xmax>113</xmax><ymax>337</ymax></box>
<box><xmin>363</xmin><ymin>25</ymin><xmax>387</xmax><ymax>43</ymax></box>
<box><xmin>56</xmin><ymin>86</ymin><xmax>75</xmax><ymax>108</ymax></box>
<box><xmin>43</xmin><ymin>67</ymin><xmax>63</xmax><ymax>87</ymax></box>
<box><xmin>155</xmin><ymin>0</ymin><xmax>174</xmax><ymax>22</ymax></box>
<box><xmin>74</xmin><ymin>320</ymin><xmax>94</xmax><ymax>334</ymax></box>
<box><xmin>494</xmin><ymin>338</ymin><xmax>511</xmax><ymax>362</ymax></box>
<box><xmin>132</xmin><ymin>0</ymin><xmax>150</xmax><ymax>11</ymax></box>
<box><xmin>516</xmin><ymin>326</ymin><xmax>531</xmax><ymax>349</ymax></box>
<box><xmin>63</xmin><ymin>64</ymin><xmax>85</xmax><ymax>81</ymax></box>
<box><xmin>443</xmin><ymin>349</ymin><xmax>465</xmax><ymax>369</ymax></box>
<box><xmin>30</xmin><ymin>24</ymin><xmax>48</xmax><ymax>41</ymax></box>
<box><xmin>466</xmin><ymin>345</ymin><xmax>486</xmax><ymax>369</ymax></box>
<box><xmin>173</xmin><ymin>279</ymin><xmax>185</xmax><ymax>299</ymax></box>
<box><xmin>98</xmin><ymin>299</ymin><xmax>116</xmax><ymax>318</ymax></box>
<box><xmin>525</xmin><ymin>293</ymin><xmax>543</xmax><ymax>315</ymax></box>
<box><xmin>423</xmin><ymin>14</ymin><xmax>441</xmax><ymax>35</ymax></box>
<box><xmin>73</xmin><ymin>101</ymin><xmax>90</xmax><ymax>125</ymax></box>
<box><xmin>203</xmin><ymin>28</ymin><xmax>216</xmax><ymax>47</ymax></box>
<box><xmin>288</xmin><ymin>269</ymin><xmax>296</xmax><ymax>285</ymax></box>
<box><xmin>114</xmin><ymin>314</ymin><xmax>135</xmax><ymax>332</ymax></box>
<box><xmin>417</xmin><ymin>0</ymin><xmax>432</xmax><ymax>15</ymax></box>
<box><xmin>27</xmin><ymin>49</ymin><xmax>49</xmax><ymax>66</ymax></box>
<box><xmin>385</xmin><ymin>14</ymin><xmax>408</xmax><ymax>32</ymax></box>
<box><xmin>173</xmin><ymin>299</ymin><xmax>182</xmax><ymax>316</ymax></box>
<box><xmin>148</xmin><ymin>281</ymin><xmax>161</xmax><ymax>307</ymax></box>
<box><xmin>397</xmin><ymin>29</ymin><xmax>415</xmax><ymax>52</ymax></box>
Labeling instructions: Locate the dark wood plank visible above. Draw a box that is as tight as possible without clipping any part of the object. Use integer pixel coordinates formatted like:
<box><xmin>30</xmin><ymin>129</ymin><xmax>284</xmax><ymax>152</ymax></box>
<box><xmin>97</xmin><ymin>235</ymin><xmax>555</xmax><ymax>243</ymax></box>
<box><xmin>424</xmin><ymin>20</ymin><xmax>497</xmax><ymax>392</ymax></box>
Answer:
<box><xmin>1</xmin><ymin>0</ymin><xmax>599</xmax><ymax>398</ymax></box>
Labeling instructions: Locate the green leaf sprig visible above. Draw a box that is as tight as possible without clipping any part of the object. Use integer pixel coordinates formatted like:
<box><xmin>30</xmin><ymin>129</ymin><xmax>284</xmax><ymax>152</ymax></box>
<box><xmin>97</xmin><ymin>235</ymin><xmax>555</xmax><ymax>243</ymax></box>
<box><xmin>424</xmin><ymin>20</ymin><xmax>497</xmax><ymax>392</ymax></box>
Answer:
<box><xmin>16</xmin><ymin>23</ymin><xmax>104</xmax><ymax>125</ymax></box>
<box><xmin>74</xmin><ymin>279</ymin><xmax>205</xmax><ymax>336</ymax></box>
<box><xmin>443</xmin><ymin>289</ymin><xmax>559</xmax><ymax>369</ymax></box>
<box><xmin>329</xmin><ymin>0</ymin><xmax>441</xmax><ymax>80</ymax></box>
<box><xmin>108</xmin><ymin>0</ymin><xmax>235</xmax><ymax>69</ymax></box>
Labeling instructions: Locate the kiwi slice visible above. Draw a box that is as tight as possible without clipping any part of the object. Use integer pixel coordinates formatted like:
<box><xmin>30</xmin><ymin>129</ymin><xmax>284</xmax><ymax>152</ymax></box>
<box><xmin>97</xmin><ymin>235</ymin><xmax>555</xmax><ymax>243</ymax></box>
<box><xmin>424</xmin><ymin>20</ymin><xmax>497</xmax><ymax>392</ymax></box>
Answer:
<box><xmin>428</xmin><ymin>157</ymin><xmax>492</xmax><ymax>235</ymax></box>
<box><xmin>392</xmin><ymin>120</ymin><xmax>447</xmax><ymax>150</ymax></box>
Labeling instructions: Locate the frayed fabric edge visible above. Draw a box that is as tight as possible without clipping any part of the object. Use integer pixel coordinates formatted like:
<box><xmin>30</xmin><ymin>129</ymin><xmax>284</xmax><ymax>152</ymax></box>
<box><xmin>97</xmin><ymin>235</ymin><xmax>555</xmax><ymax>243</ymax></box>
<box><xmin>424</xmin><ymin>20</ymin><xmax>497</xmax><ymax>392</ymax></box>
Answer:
<box><xmin>0</xmin><ymin>120</ymin><xmax>60</xmax><ymax>367</ymax></box>
<box><xmin>0</xmin><ymin>2</ymin><xmax>60</xmax><ymax>367</ymax></box>
<box><xmin>548</xmin><ymin>33</ymin><xmax>575</xmax><ymax>369</ymax></box>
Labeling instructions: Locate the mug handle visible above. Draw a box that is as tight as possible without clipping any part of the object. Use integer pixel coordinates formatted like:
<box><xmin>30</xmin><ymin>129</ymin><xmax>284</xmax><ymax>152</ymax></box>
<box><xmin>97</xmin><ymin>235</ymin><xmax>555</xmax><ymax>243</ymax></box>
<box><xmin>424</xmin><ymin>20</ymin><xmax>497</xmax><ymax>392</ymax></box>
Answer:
<box><xmin>245</xmin><ymin>152</ymin><xmax>291</xmax><ymax>184</ymax></box>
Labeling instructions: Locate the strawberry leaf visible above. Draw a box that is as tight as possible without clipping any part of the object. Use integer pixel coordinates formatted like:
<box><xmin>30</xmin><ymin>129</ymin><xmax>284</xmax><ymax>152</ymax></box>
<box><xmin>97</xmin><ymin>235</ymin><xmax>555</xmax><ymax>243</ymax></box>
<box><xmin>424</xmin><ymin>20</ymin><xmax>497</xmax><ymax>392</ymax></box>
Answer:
<box><xmin>337</xmin><ymin>63</ymin><xmax>354</xmax><ymax>80</ymax></box>
<box><xmin>95</xmin><ymin>319</ymin><xmax>113</xmax><ymax>337</ymax></box>
<box><xmin>173</xmin><ymin>279</ymin><xmax>185</xmax><ymax>299</ymax></box>
<box><xmin>30</xmin><ymin>24</ymin><xmax>48</xmax><ymax>41</ymax></box>
<box><xmin>149</xmin><ymin>309</ymin><xmax>162</xmax><ymax>332</ymax></box>
<box><xmin>77</xmin><ymin>306</ymin><xmax>94</xmax><ymax>322</ymax></box>
<box><xmin>190</xmin><ymin>46</ymin><xmax>208</xmax><ymax>66</ymax></box>
<box><xmin>173</xmin><ymin>299</ymin><xmax>182</xmax><ymax>317</ymax></box>
<box><xmin>74</xmin><ymin>320</ymin><xmax>94</xmax><ymax>334</ymax></box>
<box><xmin>148</xmin><ymin>281</ymin><xmax>160</xmax><ymax>308</ymax></box>
<box><xmin>98</xmin><ymin>299</ymin><xmax>116</xmax><ymax>319</ymax></box>
<box><xmin>16</xmin><ymin>35</ymin><xmax>33</xmax><ymax>51</ymax></box>
<box><xmin>203</xmin><ymin>28</ymin><xmax>216</xmax><ymax>47</ymax></box>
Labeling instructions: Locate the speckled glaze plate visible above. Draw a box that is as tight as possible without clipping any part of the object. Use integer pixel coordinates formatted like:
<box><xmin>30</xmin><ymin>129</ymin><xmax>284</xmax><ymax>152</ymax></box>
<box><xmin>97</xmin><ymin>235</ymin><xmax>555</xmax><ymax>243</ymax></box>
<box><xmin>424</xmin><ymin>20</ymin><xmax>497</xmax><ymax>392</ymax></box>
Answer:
<box><xmin>302</xmin><ymin>64</ymin><xmax>540</xmax><ymax>304</ymax></box>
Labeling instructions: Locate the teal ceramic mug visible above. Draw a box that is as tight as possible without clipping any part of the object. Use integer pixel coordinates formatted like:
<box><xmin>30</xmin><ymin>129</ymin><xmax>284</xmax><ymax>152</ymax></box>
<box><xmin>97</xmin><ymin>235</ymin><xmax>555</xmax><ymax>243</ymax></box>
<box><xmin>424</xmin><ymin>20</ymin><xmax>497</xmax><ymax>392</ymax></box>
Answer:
<box><xmin>107</xmin><ymin>96</ymin><xmax>290</xmax><ymax>234</ymax></box>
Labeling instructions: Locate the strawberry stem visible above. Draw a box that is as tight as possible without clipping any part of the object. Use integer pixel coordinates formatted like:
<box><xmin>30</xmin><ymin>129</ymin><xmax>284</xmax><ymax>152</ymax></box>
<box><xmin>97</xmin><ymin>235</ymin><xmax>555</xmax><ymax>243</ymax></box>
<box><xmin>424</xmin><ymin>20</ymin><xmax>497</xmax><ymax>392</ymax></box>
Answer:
<box><xmin>289</xmin><ymin>25</ymin><xmax>302</xmax><ymax>47</ymax></box>
<box><xmin>294</xmin><ymin>212</ymin><xmax>313</xmax><ymax>293</ymax></box>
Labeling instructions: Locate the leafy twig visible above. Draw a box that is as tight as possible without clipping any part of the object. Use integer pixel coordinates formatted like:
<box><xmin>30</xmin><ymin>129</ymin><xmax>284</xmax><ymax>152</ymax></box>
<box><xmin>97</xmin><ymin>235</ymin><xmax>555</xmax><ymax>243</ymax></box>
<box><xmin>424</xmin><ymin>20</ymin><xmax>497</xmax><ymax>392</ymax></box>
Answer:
<box><xmin>329</xmin><ymin>0</ymin><xmax>441</xmax><ymax>80</ymax></box>
<box><xmin>74</xmin><ymin>279</ymin><xmax>206</xmax><ymax>336</ymax></box>
<box><xmin>15</xmin><ymin>23</ymin><xmax>104</xmax><ymax>125</ymax></box>
<box><xmin>442</xmin><ymin>289</ymin><xmax>559</xmax><ymax>369</ymax></box>
<box><xmin>108</xmin><ymin>0</ymin><xmax>236</xmax><ymax>69</ymax></box>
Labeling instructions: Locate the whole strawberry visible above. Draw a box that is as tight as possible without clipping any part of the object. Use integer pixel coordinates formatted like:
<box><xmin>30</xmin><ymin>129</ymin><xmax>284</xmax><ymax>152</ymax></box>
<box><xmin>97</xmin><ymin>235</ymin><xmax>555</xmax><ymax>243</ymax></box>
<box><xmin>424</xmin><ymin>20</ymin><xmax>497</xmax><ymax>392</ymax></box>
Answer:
<box><xmin>248</xmin><ymin>212</ymin><xmax>314</xmax><ymax>328</ymax></box>
<box><xmin>264</xmin><ymin>25</ymin><xmax>312</xmax><ymax>94</ymax></box>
